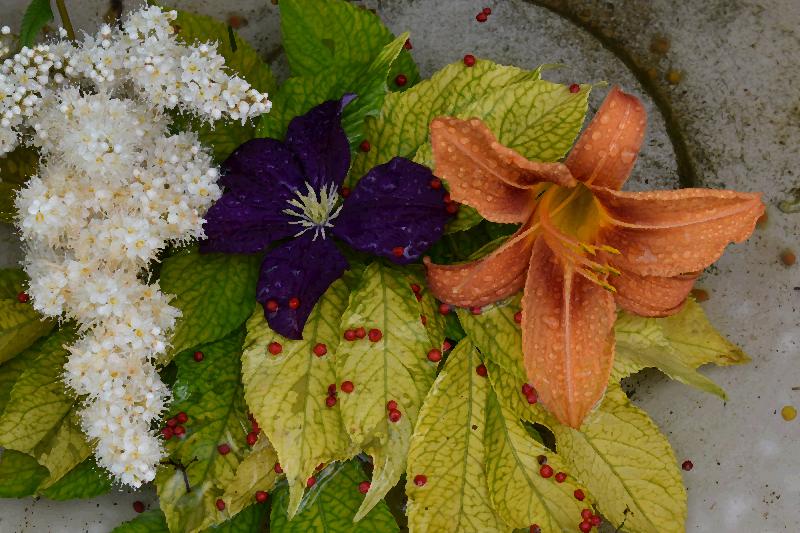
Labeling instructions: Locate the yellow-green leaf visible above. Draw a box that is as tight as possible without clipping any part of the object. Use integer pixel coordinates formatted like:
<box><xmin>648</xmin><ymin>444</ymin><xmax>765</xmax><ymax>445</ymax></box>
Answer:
<box><xmin>0</xmin><ymin>145</ymin><xmax>39</xmax><ymax>223</ymax></box>
<box><xmin>484</xmin><ymin>391</ymin><xmax>590</xmax><ymax>532</ymax></box>
<box><xmin>112</xmin><ymin>510</ymin><xmax>170</xmax><ymax>533</ymax></box>
<box><xmin>336</xmin><ymin>263</ymin><xmax>436</xmax><ymax>521</ymax></box>
<box><xmin>241</xmin><ymin>279</ymin><xmax>354</xmax><ymax>519</ymax></box>
<box><xmin>0</xmin><ymin>297</ymin><xmax>54</xmax><ymax>364</ymax></box>
<box><xmin>458</xmin><ymin>296</ymin><xmax>525</xmax><ymax>378</ymax></box>
<box><xmin>403</xmin><ymin>265</ymin><xmax>447</xmax><ymax>352</ymax></box>
<box><xmin>613</xmin><ymin>299</ymin><xmax>750</xmax><ymax>398</ymax></box>
<box><xmin>406</xmin><ymin>341</ymin><xmax>508</xmax><ymax>533</ymax></box>
<box><xmin>39</xmin><ymin>457</ymin><xmax>113</xmax><ymax>500</ymax></box>
<box><xmin>0</xmin><ymin>449</ymin><xmax>49</xmax><ymax>497</ymax></box>
<box><xmin>270</xmin><ymin>460</ymin><xmax>398</xmax><ymax>532</ymax></box>
<box><xmin>36</xmin><ymin>410</ymin><xmax>92</xmax><ymax>489</ymax></box>
<box><xmin>222</xmin><ymin>441</ymin><xmax>279</xmax><ymax>517</ymax></box>
<box><xmin>551</xmin><ymin>385</ymin><xmax>687</xmax><ymax>533</ymax></box>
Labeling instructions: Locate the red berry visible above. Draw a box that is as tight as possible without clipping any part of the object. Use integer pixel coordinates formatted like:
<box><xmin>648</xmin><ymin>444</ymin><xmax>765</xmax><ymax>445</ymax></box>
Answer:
<box><xmin>388</xmin><ymin>409</ymin><xmax>402</xmax><ymax>422</ymax></box>
<box><xmin>358</xmin><ymin>481</ymin><xmax>371</xmax><ymax>494</ymax></box>
<box><xmin>16</xmin><ymin>292</ymin><xmax>29</xmax><ymax>303</ymax></box>
<box><xmin>427</xmin><ymin>348</ymin><xmax>442</xmax><ymax>362</ymax></box>
<box><xmin>316</xmin><ymin>463</ymin><xmax>325</xmax><ymax>471</ymax></box>
<box><xmin>483</xmin><ymin>7</ymin><xmax>492</xmax><ymax>15</ymax></box>
<box><xmin>521</xmin><ymin>383</ymin><xmax>533</xmax><ymax>396</ymax></box>
<box><xmin>341</xmin><ymin>380</ymin><xmax>354</xmax><ymax>393</ymax></box>
<box><xmin>326</xmin><ymin>396</ymin><xmax>337</xmax><ymax>407</ymax></box>
<box><xmin>265</xmin><ymin>299</ymin><xmax>278</xmax><ymax>312</ymax></box>
<box><xmin>470</xmin><ymin>306</ymin><xmax>482</xmax><ymax>315</ymax></box>
<box><xmin>255</xmin><ymin>490</ymin><xmax>268</xmax><ymax>503</ymax></box>
<box><xmin>176</xmin><ymin>411</ymin><xmax>188</xmax><ymax>424</ymax></box>
<box><xmin>413</xmin><ymin>474</ymin><xmax>427</xmax><ymax>486</ymax></box>
<box><xmin>539</xmin><ymin>464</ymin><xmax>554</xmax><ymax>478</ymax></box>
<box><xmin>173</xmin><ymin>425</ymin><xmax>186</xmax><ymax>436</ymax></box>
<box><xmin>445</xmin><ymin>202</ymin><xmax>459</xmax><ymax>215</ymax></box>
<box><xmin>386</xmin><ymin>400</ymin><xmax>398</xmax><ymax>411</ymax></box>
<box><xmin>574</xmin><ymin>489</ymin><xmax>585</xmax><ymax>501</ymax></box>
<box><xmin>581</xmin><ymin>509</ymin><xmax>593</xmax><ymax>520</ymax></box>
<box><xmin>307</xmin><ymin>476</ymin><xmax>316</xmax><ymax>488</ymax></box>
<box><xmin>268</xmin><ymin>341</ymin><xmax>282</xmax><ymax>355</ymax></box>
<box><xmin>359</xmin><ymin>139</ymin><xmax>371</xmax><ymax>152</ymax></box>
<box><xmin>217</xmin><ymin>443</ymin><xmax>231</xmax><ymax>455</ymax></box>
<box><xmin>344</xmin><ymin>329</ymin><xmax>356</xmax><ymax>341</ymax></box>
<box><xmin>410</xmin><ymin>283</ymin><xmax>421</xmax><ymax>293</ymax></box>
<box><xmin>288</xmin><ymin>297</ymin><xmax>300</xmax><ymax>310</ymax></box>
<box><xmin>579</xmin><ymin>521</ymin><xmax>592</xmax><ymax>533</ymax></box>
<box><xmin>392</xmin><ymin>246</ymin><xmax>405</xmax><ymax>257</ymax></box>
<box><xmin>274</xmin><ymin>463</ymin><xmax>283</xmax><ymax>474</ymax></box>
<box><xmin>133</xmin><ymin>500</ymin><xmax>145</xmax><ymax>513</ymax></box>
<box><xmin>161</xmin><ymin>427</ymin><xmax>173</xmax><ymax>439</ymax></box>
<box><xmin>526</xmin><ymin>391</ymin><xmax>538</xmax><ymax>405</ymax></box>
<box><xmin>247</xmin><ymin>432</ymin><xmax>258</xmax><ymax>446</ymax></box>
<box><xmin>438</xmin><ymin>303</ymin><xmax>451</xmax><ymax>315</ymax></box>
<box><xmin>476</xmin><ymin>364</ymin><xmax>488</xmax><ymax>377</ymax></box>
<box><xmin>193</xmin><ymin>350</ymin><xmax>204</xmax><ymax>362</ymax></box>
<box><xmin>555</xmin><ymin>472</ymin><xmax>567</xmax><ymax>483</ymax></box>
<box><xmin>328</xmin><ymin>383</ymin><xmax>337</xmax><ymax>395</ymax></box>
<box><xmin>313</xmin><ymin>343</ymin><xmax>328</xmax><ymax>357</ymax></box>
<box><xmin>682</xmin><ymin>460</ymin><xmax>694</xmax><ymax>471</ymax></box>
<box><xmin>341</xmin><ymin>186</ymin><xmax>351</xmax><ymax>198</ymax></box>
<box><xmin>463</xmin><ymin>54</ymin><xmax>476</xmax><ymax>66</ymax></box>
<box><xmin>420</xmin><ymin>315</ymin><xmax>427</xmax><ymax>325</ymax></box>
<box><xmin>443</xmin><ymin>192</ymin><xmax>452</xmax><ymax>203</ymax></box>
<box><xmin>251</xmin><ymin>419</ymin><xmax>260</xmax><ymax>433</ymax></box>
<box><xmin>429</xmin><ymin>178</ymin><xmax>442</xmax><ymax>189</ymax></box>
<box><xmin>166</xmin><ymin>417</ymin><xmax>177</xmax><ymax>428</ymax></box>
<box><xmin>590</xmin><ymin>516</ymin><xmax>602</xmax><ymax>526</ymax></box>
<box><xmin>476</xmin><ymin>12</ymin><xmax>488</xmax><ymax>22</ymax></box>
<box><xmin>569</xmin><ymin>83</ymin><xmax>581</xmax><ymax>93</ymax></box>
<box><xmin>514</xmin><ymin>310</ymin><xmax>522</xmax><ymax>323</ymax></box>
<box><xmin>215</xmin><ymin>498</ymin><xmax>226</xmax><ymax>511</ymax></box>
<box><xmin>529</xmin><ymin>526</ymin><xmax>541</xmax><ymax>533</ymax></box>
<box><xmin>442</xmin><ymin>340</ymin><xmax>453</xmax><ymax>351</ymax></box>
<box><xmin>403</xmin><ymin>39</ymin><xmax>413</xmax><ymax>50</ymax></box>
<box><xmin>368</xmin><ymin>328</ymin><xmax>383</xmax><ymax>342</ymax></box>
<box><xmin>355</xmin><ymin>327</ymin><xmax>366</xmax><ymax>339</ymax></box>
<box><xmin>395</xmin><ymin>74</ymin><xmax>408</xmax><ymax>86</ymax></box>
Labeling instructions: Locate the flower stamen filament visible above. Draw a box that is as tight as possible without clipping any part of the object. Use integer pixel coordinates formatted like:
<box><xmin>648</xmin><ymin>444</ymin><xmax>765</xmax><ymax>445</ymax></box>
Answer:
<box><xmin>283</xmin><ymin>182</ymin><xmax>342</xmax><ymax>240</ymax></box>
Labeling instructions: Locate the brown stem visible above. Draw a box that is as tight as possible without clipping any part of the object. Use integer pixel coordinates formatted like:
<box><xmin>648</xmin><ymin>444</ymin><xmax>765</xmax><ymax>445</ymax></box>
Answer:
<box><xmin>54</xmin><ymin>0</ymin><xmax>75</xmax><ymax>41</ymax></box>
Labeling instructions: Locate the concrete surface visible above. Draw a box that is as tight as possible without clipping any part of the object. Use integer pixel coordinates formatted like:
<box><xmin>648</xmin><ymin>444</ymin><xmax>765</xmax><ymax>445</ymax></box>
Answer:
<box><xmin>0</xmin><ymin>0</ymin><xmax>797</xmax><ymax>531</ymax></box>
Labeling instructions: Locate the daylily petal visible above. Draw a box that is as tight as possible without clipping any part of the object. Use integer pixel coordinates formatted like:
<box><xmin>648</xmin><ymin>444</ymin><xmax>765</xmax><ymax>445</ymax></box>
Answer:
<box><xmin>333</xmin><ymin>157</ymin><xmax>452</xmax><ymax>263</ymax></box>
<box><xmin>521</xmin><ymin>236</ymin><xmax>617</xmax><ymax>428</ymax></box>
<box><xmin>593</xmin><ymin>187</ymin><xmax>764</xmax><ymax>277</ymax></box>
<box><xmin>430</xmin><ymin>116</ymin><xmax>574</xmax><ymax>223</ymax></box>
<box><xmin>612</xmin><ymin>270</ymin><xmax>700</xmax><ymax>317</ymax></box>
<box><xmin>256</xmin><ymin>233</ymin><xmax>348</xmax><ymax>340</ymax></box>
<box><xmin>423</xmin><ymin>224</ymin><xmax>536</xmax><ymax>307</ymax></box>
<box><xmin>565</xmin><ymin>86</ymin><xmax>647</xmax><ymax>190</ymax></box>
<box><xmin>286</xmin><ymin>99</ymin><xmax>351</xmax><ymax>190</ymax></box>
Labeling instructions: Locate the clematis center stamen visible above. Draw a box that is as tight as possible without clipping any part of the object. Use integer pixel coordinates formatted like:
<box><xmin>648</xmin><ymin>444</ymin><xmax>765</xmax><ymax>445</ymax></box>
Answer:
<box><xmin>282</xmin><ymin>182</ymin><xmax>343</xmax><ymax>240</ymax></box>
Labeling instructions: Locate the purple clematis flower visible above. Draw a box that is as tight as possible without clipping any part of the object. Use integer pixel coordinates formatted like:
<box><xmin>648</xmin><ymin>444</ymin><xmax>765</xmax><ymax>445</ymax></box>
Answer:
<box><xmin>202</xmin><ymin>99</ymin><xmax>453</xmax><ymax>339</ymax></box>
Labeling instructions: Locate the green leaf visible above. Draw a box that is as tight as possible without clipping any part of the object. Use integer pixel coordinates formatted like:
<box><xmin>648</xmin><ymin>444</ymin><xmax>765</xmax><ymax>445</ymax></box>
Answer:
<box><xmin>160</xmin><ymin>248</ymin><xmax>259</xmax><ymax>362</ymax></box>
<box><xmin>279</xmin><ymin>0</ymin><xmax>417</xmax><ymax>85</ymax></box>
<box><xmin>0</xmin><ymin>348</ymin><xmax>29</xmax><ymax>414</ymax></box>
<box><xmin>206</xmin><ymin>503</ymin><xmax>268</xmax><ymax>533</ymax></box>
<box><xmin>222</xmin><ymin>443</ymin><xmax>280</xmax><ymax>517</ymax></box>
<box><xmin>613</xmin><ymin>299</ymin><xmax>750</xmax><ymax>398</ymax></box>
<box><xmin>406</xmin><ymin>341</ymin><xmax>507</xmax><ymax>533</ymax></box>
<box><xmin>256</xmin><ymin>34</ymin><xmax>408</xmax><ymax>150</ymax></box>
<box><xmin>241</xmin><ymin>279</ymin><xmax>354</xmax><ymax>519</ymax></box>
<box><xmin>155</xmin><ymin>329</ymin><xmax>251</xmax><ymax>533</ymax></box>
<box><xmin>0</xmin><ymin>146</ymin><xmax>39</xmax><ymax>223</ymax></box>
<box><xmin>39</xmin><ymin>457</ymin><xmax>113</xmax><ymax>500</ymax></box>
<box><xmin>551</xmin><ymin>385</ymin><xmax>687</xmax><ymax>533</ymax></box>
<box><xmin>458</xmin><ymin>296</ymin><xmax>526</xmax><ymax>378</ymax></box>
<box><xmin>337</xmin><ymin>262</ymin><xmax>436</xmax><ymax>521</ymax></box>
<box><xmin>35</xmin><ymin>409</ymin><xmax>92</xmax><ymax>488</ymax></box>
<box><xmin>19</xmin><ymin>0</ymin><xmax>53</xmax><ymax>48</ymax></box>
<box><xmin>270</xmin><ymin>460</ymin><xmax>398</xmax><ymax>533</ymax></box>
<box><xmin>484</xmin><ymin>392</ymin><xmax>590</xmax><ymax>532</ymax></box>
<box><xmin>111</xmin><ymin>510</ymin><xmax>170</xmax><ymax>533</ymax></box>
<box><xmin>0</xmin><ymin>297</ymin><xmax>55</xmax><ymax>364</ymax></box>
<box><xmin>0</xmin><ymin>268</ymin><xmax>29</xmax><ymax>298</ymax></box>
<box><xmin>0</xmin><ymin>449</ymin><xmax>49</xmax><ymax>497</ymax></box>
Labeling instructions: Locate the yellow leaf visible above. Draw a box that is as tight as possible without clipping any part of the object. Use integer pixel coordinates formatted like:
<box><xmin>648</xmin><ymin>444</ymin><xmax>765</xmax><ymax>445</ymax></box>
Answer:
<box><xmin>406</xmin><ymin>341</ymin><xmax>508</xmax><ymax>533</ymax></box>
<box><xmin>457</xmin><ymin>296</ymin><xmax>525</xmax><ymax>379</ymax></box>
<box><xmin>36</xmin><ymin>410</ymin><xmax>91</xmax><ymax>490</ymax></box>
<box><xmin>551</xmin><ymin>385</ymin><xmax>687</xmax><ymax>533</ymax></box>
<box><xmin>222</xmin><ymin>440</ymin><xmax>280</xmax><ymax>517</ymax></box>
<box><xmin>242</xmin><ymin>280</ymin><xmax>355</xmax><ymax>519</ymax></box>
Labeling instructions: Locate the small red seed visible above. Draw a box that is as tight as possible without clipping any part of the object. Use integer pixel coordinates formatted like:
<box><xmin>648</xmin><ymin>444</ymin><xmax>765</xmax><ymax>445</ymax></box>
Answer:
<box><xmin>387</xmin><ymin>400</ymin><xmax>398</xmax><ymax>411</ymax></box>
<box><xmin>344</xmin><ymin>329</ymin><xmax>357</xmax><ymax>341</ymax></box>
<box><xmin>395</xmin><ymin>74</ymin><xmax>408</xmax><ymax>86</ymax></box>
<box><xmin>341</xmin><ymin>186</ymin><xmax>351</xmax><ymax>198</ymax></box>
<box><xmin>359</xmin><ymin>139</ymin><xmax>371</xmax><ymax>152</ymax></box>
<box><xmin>514</xmin><ymin>310</ymin><xmax>522</xmax><ymax>323</ymax></box>
<box><xmin>555</xmin><ymin>472</ymin><xmax>567</xmax><ymax>483</ymax></box>
<box><xmin>569</xmin><ymin>83</ymin><xmax>581</xmax><ymax>93</ymax></box>
<box><xmin>443</xmin><ymin>192</ymin><xmax>452</xmax><ymax>203</ymax></box>
<box><xmin>442</xmin><ymin>340</ymin><xmax>453</xmax><ymax>351</ymax></box>
<box><xmin>470</xmin><ymin>306</ymin><xmax>482</xmax><ymax>315</ymax></box>
<box><xmin>682</xmin><ymin>460</ymin><xmax>694</xmax><ymax>471</ymax></box>
<box><xmin>529</xmin><ymin>525</ymin><xmax>541</xmax><ymax>533</ymax></box>
<box><xmin>780</xmin><ymin>249</ymin><xmax>796</xmax><ymax>266</ymax></box>
<box><xmin>368</xmin><ymin>328</ymin><xmax>383</xmax><ymax>342</ymax></box>
<box><xmin>427</xmin><ymin>348</ymin><xmax>442</xmax><ymax>362</ymax></box>
<box><xmin>166</xmin><ymin>417</ymin><xmax>178</xmax><ymax>428</ymax></box>
<box><xmin>307</xmin><ymin>476</ymin><xmax>316</xmax><ymax>488</ymax></box>
<box><xmin>341</xmin><ymin>381</ymin><xmax>354</xmax><ymax>393</ymax></box>
<box><xmin>445</xmin><ymin>202</ymin><xmax>459</xmax><ymax>215</ymax></box>
<box><xmin>413</xmin><ymin>474</ymin><xmax>427</xmax><ymax>486</ymax></box>
<box><xmin>313</xmin><ymin>343</ymin><xmax>328</xmax><ymax>357</ymax></box>
<box><xmin>574</xmin><ymin>489</ymin><xmax>585</xmax><ymax>501</ymax></box>
<box><xmin>388</xmin><ymin>409</ymin><xmax>402</xmax><ymax>422</ymax></box>
<box><xmin>579</xmin><ymin>521</ymin><xmax>592</xmax><ymax>533</ymax></box>
<box><xmin>438</xmin><ymin>303</ymin><xmax>451</xmax><ymax>315</ymax></box>
<box><xmin>328</xmin><ymin>383</ymin><xmax>337</xmax><ymax>395</ymax></box>
<box><xmin>16</xmin><ymin>292</ymin><xmax>29</xmax><ymax>303</ymax></box>
<box><xmin>476</xmin><ymin>12</ymin><xmax>488</xmax><ymax>22</ymax></box>
<box><xmin>539</xmin><ymin>464</ymin><xmax>554</xmax><ymax>478</ymax></box>
<box><xmin>351</xmin><ymin>326</ymin><xmax>364</xmax><ymax>339</ymax></box>
<box><xmin>430</xmin><ymin>178</ymin><xmax>442</xmax><ymax>189</ymax></box>
<box><xmin>581</xmin><ymin>509</ymin><xmax>593</xmax><ymax>520</ymax></box>
<box><xmin>415</xmin><ymin>292</ymin><xmax>422</xmax><ymax>302</ymax></box>
<box><xmin>161</xmin><ymin>427</ymin><xmax>173</xmax><ymax>439</ymax></box>
<box><xmin>521</xmin><ymin>383</ymin><xmax>533</xmax><ymax>396</ymax></box>
<box><xmin>392</xmin><ymin>246</ymin><xmax>405</xmax><ymax>257</ymax></box>
<box><xmin>403</xmin><ymin>39</ymin><xmax>412</xmax><ymax>50</ymax></box>
<box><xmin>265</xmin><ymin>299</ymin><xmax>278</xmax><ymax>312</ymax></box>
<box><xmin>326</xmin><ymin>396</ymin><xmax>337</xmax><ymax>407</ymax></box>
<box><xmin>590</xmin><ymin>516</ymin><xmax>602</xmax><ymax>526</ymax></box>
<box><xmin>176</xmin><ymin>412</ymin><xmax>188</xmax><ymax>424</ymax></box>
<box><xmin>526</xmin><ymin>391</ymin><xmax>538</xmax><ymax>405</ymax></box>
<box><xmin>288</xmin><ymin>297</ymin><xmax>300</xmax><ymax>310</ymax></box>
<box><xmin>217</xmin><ymin>443</ymin><xmax>231</xmax><ymax>455</ymax></box>
<box><xmin>268</xmin><ymin>342</ymin><xmax>282</xmax><ymax>355</ymax></box>
<box><xmin>247</xmin><ymin>432</ymin><xmax>258</xmax><ymax>446</ymax></box>
<box><xmin>215</xmin><ymin>498</ymin><xmax>226</xmax><ymax>511</ymax></box>
<box><xmin>193</xmin><ymin>350</ymin><xmax>204</xmax><ymax>362</ymax></box>
<box><xmin>173</xmin><ymin>425</ymin><xmax>186</xmax><ymax>436</ymax></box>
<box><xmin>316</xmin><ymin>463</ymin><xmax>325</xmax><ymax>471</ymax></box>
<box><xmin>133</xmin><ymin>501</ymin><xmax>145</xmax><ymax>513</ymax></box>
<box><xmin>255</xmin><ymin>490</ymin><xmax>268</xmax><ymax>503</ymax></box>
<box><xmin>410</xmin><ymin>283</ymin><xmax>421</xmax><ymax>293</ymax></box>
<box><xmin>476</xmin><ymin>364</ymin><xmax>488</xmax><ymax>377</ymax></box>
<box><xmin>483</xmin><ymin>7</ymin><xmax>492</xmax><ymax>15</ymax></box>
<box><xmin>463</xmin><ymin>54</ymin><xmax>476</xmax><ymax>67</ymax></box>
<box><xmin>420</xmin><ymin>315</ymin><xmax>427</xmax><ymax>325</ymax></box>
<box><xmin>358</xmin><ymin>481</ymin><xmax>371</xmax><ymax>494</ymax></box>
<box><xmin>274</xmin><ymin>463</ymin><xmax>283</xmax><ymax>474</ymax></box>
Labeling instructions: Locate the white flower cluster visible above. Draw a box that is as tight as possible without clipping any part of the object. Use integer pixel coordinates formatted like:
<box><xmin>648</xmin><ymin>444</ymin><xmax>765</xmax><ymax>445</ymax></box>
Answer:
<box><xmin>4</xmin><ymin>7</ymin><xmax>271</xmax><ymax>487</ymax></box>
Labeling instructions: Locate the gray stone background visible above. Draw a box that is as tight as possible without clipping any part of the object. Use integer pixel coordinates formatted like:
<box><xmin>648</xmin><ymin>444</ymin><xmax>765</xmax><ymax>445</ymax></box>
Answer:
<box><xmin>0</xmin><ymin>0</ymin><xmax>798</xmax><ymax>531</ymax></box>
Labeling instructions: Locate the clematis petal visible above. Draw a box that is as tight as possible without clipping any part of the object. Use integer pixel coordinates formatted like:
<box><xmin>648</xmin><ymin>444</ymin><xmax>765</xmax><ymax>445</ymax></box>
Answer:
<box><xmin>593</xmin><ymin>186</ymin><xmax>764</xmax><ymax>277</ymax></box>
<box><xmin>220</xmin><ymin>138</ymin><xmax>306</xmax><ymax>194</ymax></box>
<box><xmin>423</xmin><ymin>224</ymin><xmax>536</xmax><ymax>307</ymax></box>
<box><xmin>521</xmin><ymin>237</ymin><xmax>617</xmax><ymax>428</ymax></box>
<box><xmin>333</xmin><ymin>157</ymin><xmax>452</xmax><ymax>263</ymax></box>
<box><xmin>430</xmin><ymin>116</ymin><xmax>574</xmax><ymax>223</ymax></box>
<box><xmin>565</xmin><ymin>86</ymin><xmax>647</xmax><ymax>190</ymax></box>
<box><xmin>286</xmin><ymin>99</ymin><xmax>351</xmax><ymax>190</ymax></box>
<box><xmin>612</xmin><ymin>270</ymin><xmax>700</xmax><ymax>317</ymax></box>
<box><xmin>256</xmin><ymin>233</ymin><xmax>348</xmax><ymax>340</ymax></box>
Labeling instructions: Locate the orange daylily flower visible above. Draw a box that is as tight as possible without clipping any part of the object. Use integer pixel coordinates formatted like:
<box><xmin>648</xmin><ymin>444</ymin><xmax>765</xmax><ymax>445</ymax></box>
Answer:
<box><xmin>424</xmin><ymin>87</ymin><xmax>764</xmax><ymax>428</ymax></box>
